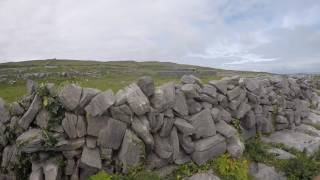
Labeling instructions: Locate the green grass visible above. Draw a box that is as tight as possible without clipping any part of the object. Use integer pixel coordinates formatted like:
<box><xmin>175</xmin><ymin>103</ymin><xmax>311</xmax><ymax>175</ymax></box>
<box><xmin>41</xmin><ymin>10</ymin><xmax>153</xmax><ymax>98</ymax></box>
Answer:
<box><xmin>0</xmin><ymin>74</ymin><xmax>221</xmax><ymax>103</ymax></box>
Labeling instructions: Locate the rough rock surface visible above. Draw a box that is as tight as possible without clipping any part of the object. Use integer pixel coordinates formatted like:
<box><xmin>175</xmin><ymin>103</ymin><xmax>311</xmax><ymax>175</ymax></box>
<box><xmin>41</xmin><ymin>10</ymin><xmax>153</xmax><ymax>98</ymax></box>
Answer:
<box><xmin>59</xmin><ymin>84</ymin><xmax>82</xmax><ymax>111</ymax></box>
<box><xmin>85</xmin><ymin>90</ymin><xmax>115</xmax><ymax>117</ymax></box>
<box><xmin>126</xmin><ymin>83</ymin><xmax>150</xmax><ymax>115</ymax></box>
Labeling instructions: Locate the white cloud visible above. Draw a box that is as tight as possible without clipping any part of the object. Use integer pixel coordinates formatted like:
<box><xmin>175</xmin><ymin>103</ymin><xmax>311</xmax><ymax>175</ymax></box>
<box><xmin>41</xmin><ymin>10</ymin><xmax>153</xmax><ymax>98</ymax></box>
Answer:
<box><xmin>0</xmin><ymin>0</ymin><xmax>319</xmax><ymax>73</ymax></box>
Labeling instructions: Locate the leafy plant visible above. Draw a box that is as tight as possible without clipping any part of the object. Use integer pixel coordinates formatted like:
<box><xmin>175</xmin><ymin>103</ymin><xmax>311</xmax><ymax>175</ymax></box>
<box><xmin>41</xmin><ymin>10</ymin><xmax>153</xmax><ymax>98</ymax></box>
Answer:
<box><xmin>231</xmin><ymin>118</ymin><xmax>242</xmax><ymax>132</ymax></box>
<box><xmin>89</xmin><ymin>171</ymin><xmax>112</xmax><ymax>180</ymax></box>
<box><xmin>213</xmin><ymin>154</ymin><xmax>250</xmax><ymax>180</ymax></box>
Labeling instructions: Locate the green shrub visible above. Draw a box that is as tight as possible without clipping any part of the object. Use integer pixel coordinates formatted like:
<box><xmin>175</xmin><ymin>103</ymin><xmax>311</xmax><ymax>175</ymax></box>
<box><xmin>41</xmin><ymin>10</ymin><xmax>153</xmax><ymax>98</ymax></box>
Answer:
<box><xmin>213</xmin><ymin>154</ymin><xmax>250</xmax><ymax>180</ymax></box>
<box><xmin>282</xmin><ymin>153</ymin><xmax>320</xmax><ymax>180</ymax></box>
<box><xmin>89</xmin><ymin>171</ymin><xmax>112</xmax><ymax>180</ymax></box>
<box><xmin>245</xmin><ymin>137</ymin><xmax>270</xmax><ymax>163</ymax></box>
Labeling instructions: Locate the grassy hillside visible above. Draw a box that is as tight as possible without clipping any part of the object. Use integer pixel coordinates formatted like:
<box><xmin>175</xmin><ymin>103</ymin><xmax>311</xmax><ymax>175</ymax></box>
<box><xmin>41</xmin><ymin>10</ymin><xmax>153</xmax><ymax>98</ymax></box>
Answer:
<box><xmin>0</xmin><ymin>59</ymin><xmax>268</xmax><ymax>102</ymax></box>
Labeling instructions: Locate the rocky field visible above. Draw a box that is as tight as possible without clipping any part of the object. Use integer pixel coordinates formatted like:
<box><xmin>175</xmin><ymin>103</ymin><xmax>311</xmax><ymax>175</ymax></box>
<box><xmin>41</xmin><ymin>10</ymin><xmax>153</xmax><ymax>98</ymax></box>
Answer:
<box><xmin>0</xmin><ymin>70</ymin><xmax>320</xmax><ymax>180</ymax></box>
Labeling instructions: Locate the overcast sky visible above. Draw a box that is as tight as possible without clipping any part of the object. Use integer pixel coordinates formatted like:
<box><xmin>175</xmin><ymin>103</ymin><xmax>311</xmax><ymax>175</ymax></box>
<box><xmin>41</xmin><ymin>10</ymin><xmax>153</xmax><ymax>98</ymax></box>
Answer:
<box><xmin>0</xmin><ymin>0</ymin><xmax>319</xmax><ymax>73</ymax></box>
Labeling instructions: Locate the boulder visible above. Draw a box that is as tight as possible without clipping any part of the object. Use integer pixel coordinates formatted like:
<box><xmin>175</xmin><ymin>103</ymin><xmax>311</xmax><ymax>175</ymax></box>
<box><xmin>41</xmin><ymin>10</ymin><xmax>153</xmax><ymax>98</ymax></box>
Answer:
<box><xmin>149</xmin><ymin>111</ymin><xmax>164</xmax><ymax>133</ymax></box>
<box><xmin>55</xmin><ymin>138</ymin><xmax>85</xmax><ymax>151</ymax></box>
<box><xmin>62</xmin><ymin>113</ymin><xmax>86</xmax><ymax>139</ymax></box>
<box><xmin>267</xmin><ymin>148</ymin><xmax>296</xmax><ymax>160</ymax></box>
<box><xmin>215</xmin><ymin>121</ymin><xmax>237</xmax><ymax>138</ymax></box>
<box><xmin>219</xmin><ymin>109</ymin><xmax>232</xmax><ymax>123</ymax></box>
<box><xmin>26</xmin><ymin>79</ymin><xmax>38</xmax><ymax>95</ymax></box>
<box><xmin>181</xmin><ymin>84</ymin><xmax>199</xmax><ymax>98</ymax></box>
<box><xmin>174</xmin><ymin>118</ymin><xmax>195</xmax><ymax>135</ymax></box>
<box><xmin>160</xmin><ymin>117</ymin><xmax>174</xmax><ymax>137</ymax></box>
<box><xmin>18</xmin><ymin>95</ymin><xmax>42</xmax><ymax>129</ymax></box>
<box><xmin>137</xmin><ymin>76</ymin><xmax>155</xmax><ymax>97</ymax></box>
<box><xmin>1</xmin><ymin>145</ymin><xmax>18</xmax><ymax>169</ymax></box>
<box><xmin>249</xmin><ymin>163</ymin><xmax>285</xmax><ymax>180</ymax></box>
<box><xmin>146</xmin><ymin>153</ymin><xmax>169</xmax><ymax>169</ymax></box>
<box><xmin>98</xmin><ymin>118</ymin><xmax>126</xmax><ymax>150</ymax></box>
<box><xmin>190</xmin><ymin>109</ymin><xmax>216</xmax><ymax>139</ymax></box>
<box><xmin>118</xmin><ymin>130</ymin><xmax>145</xmax><ymax>173</ymax></box>
<box><xmin>151</xmin><ymin>82</ymin><xmax>176</xmax><ymax>111</ymax></box>
<box><xmin>65</xmin><ymin>159</ymin><xmax>75</xmax><ymax>175</ymax></box>
<box><xmin>80</xmin><ymin>147</ymin><xmax>102</xmax><ymax>169</ymax></box>
<box><xmin>79</xmin><ymin>88</ymin><xmax>100</xmax><ymax>108</ymax></box>
<box><xmin>126</xmin><ymin>83</ymin><xmax>150</xmax><ymax>115</ymax></box>
<box><xmin>226</xmin><ymin>136</ymin><xmax>245</xmax><ymax>158</ymax></box>
<box><xmin>241</xmin><ymin>111</ymin><xmax>256</xmax><ymax>129</ymax></box>
<box><xmin>0</xmin><ymin>98</ymin><xmax>10</xmax><ymax>123</ymax></box>
<box><xmin>154</xmin><ymin>134</ymin><xmax>173</xmax><ymax>159</ymax></box>
<box><xmin>85</xmin><ymin>90</ymin><xmax>115</xmax><ymax>117</ymax></box>
<box><xmin>9</xmin><ymin>102</ymin><xmax>24</xmax><ymax>116</ymax></box>
<box><xmin>209</xmin><ymin>80</ymin><xmax>228</xmax><ymax>95</ymax></box>
<box><xmin>16</xmin><ymin>128</ymin><xmax>44</xmax><ymax>153</ymax></box>
<box><xmin>187</xmin><ymin>172</ymin><xmax>221</xmax><ymax>180</ymax></box>
<box><xmin>110</xmin><ymin>104</ymin><xmax>133</xmax><ymax>124</ymax></box>
<box><xmin>227</xmin><ymin>87</ymin><xmax>242</xmax><ymax>100</ymax></box>
<box><xmin>173</xmin><ymin>90</ymin><xmax>189</xmax><ymax>116</ymax></box>
<box><xmin>35</xmin><ymin>109</ymin><xmax>50</xmax><ymax>129</ymax></box>
<box><xmin>170</xmin><ymin>127</ymin><xmax>180</xmax><ymax>161</ymax></box>
<box><xmin>30</xmin><ymin>168</ymin><xmax>44</xmax><ymax>180</ymax></box>
<box><xmin>178</xmin><ymin>134</ymin><xmax>195</xmax><ymax>154</ymax></box>
<box><xmin>201</xmin><ymin>84</ymin><xmax>217</xmax><ymax>98</ymax></box>
<box><xmin>262</xmin><ymin>129</ymin><xmax>320</xmax><ymax>155</ymax></box>
<box><xmin>115</xmin><ymin>89</ymin><xmax>127</xmax><ymax>106</ymax></box>
<box><xmin>192</xmin><ymin>135</ymin><xmax>226</xmax><ymax>165</ymax></box>
<box><xmin>43</xmin><ymin>159</ymin><xmax>61</xmax><ymax>180</ymax></box>
<box><xmin>236</xmin><ymin>102</ymin><xmax>251</xmax><ymax>119</ymax></box>
<box><xmin>86</xmin><ymin>115</ymin><xmax>108</xmax><ymax>137</ymax></box>
<box><xmin>181</xmin><ymin>75</ymin><xmax>203</xmax><ymax>85</ymax></box>
<box><xmin>187</xmin><ymin>98</ymin><xmax>203</xmax><ymax>115</ymax></box>
<box><xmin>131</xmin><ymin>116</ymin><xmax>154</xmax><ymax>150</ymax></box>
<box><xmin>59</xmin><ymin>84</ymin><xmax>82</xmax><ymax>111</ymax></box>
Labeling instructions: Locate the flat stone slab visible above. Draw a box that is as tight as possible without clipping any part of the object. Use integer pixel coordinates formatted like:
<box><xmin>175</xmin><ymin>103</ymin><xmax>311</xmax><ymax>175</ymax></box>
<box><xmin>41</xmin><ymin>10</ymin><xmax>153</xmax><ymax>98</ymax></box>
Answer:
<box><xmin>267</xmin><ymin>148</ymin><xmax>296</xmax><ymax>160</ymax></box>
<box><xmin>262</xmin><ymin>129</ymin><xmax>320</xmax><ymax>155</ymax></box>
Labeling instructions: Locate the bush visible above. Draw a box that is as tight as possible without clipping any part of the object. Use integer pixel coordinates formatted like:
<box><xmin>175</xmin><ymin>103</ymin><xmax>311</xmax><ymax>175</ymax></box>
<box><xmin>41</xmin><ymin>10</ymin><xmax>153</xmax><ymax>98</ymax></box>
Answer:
<box><xmin>213</xmin><ymin>154</ymin><xmax>250</xmax><ymax>180</ymax></box>
<box><xmin>89</xmin><ymin>171</ymin><xmax>112</xmax><ymax>180</ymax></box>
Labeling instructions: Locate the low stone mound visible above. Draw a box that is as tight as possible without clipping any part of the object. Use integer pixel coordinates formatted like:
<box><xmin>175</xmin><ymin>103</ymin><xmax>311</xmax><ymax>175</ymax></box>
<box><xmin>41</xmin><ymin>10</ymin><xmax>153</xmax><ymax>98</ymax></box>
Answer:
<box><xmin>0</xmin><ymin>74</ymin><xmax>319</xmax><ymax>179</ymax></box>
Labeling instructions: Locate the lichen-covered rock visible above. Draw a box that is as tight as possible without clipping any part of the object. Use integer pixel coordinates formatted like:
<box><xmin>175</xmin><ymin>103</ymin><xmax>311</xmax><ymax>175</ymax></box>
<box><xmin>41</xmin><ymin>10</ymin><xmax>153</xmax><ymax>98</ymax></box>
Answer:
<box><xmin>216</xmin><ymin>121</ymin><xmax>237</xmax><ymax>138</ymax></box>
<box><xmin>85</xmin><ymin>90</ymin><xmax>115</xmax><ymax>117</ymax></box>
<box><xmin>173</xmin><ymin>90</ymin><xmax>189</xmax><ymax>116</ymax></box>
<box><xmin>79</xmin><ymin>88</ymin><xmax>100</xmax><ymax>108</ymax></box>
<box><xmin>191</xmin><ymin>135</ymin><xmax>226</xmax><ymax>165</ymax></box>
<box><xmin>18</xmin><ymin>95</ymin><xmax>42</xmax><ymax>129</ymax></box>
<box><xmin>154</xmin><ymin>134</ymin><xmax>173</xmax><ymax>159</ymax></box>
<box><xmin>86</xmin><ymin>115</ymin><xmax>108</xmax><ymax>137</ymax></box>
<box><xmin>131</xmin><ymin>116</ymin><xmax>154</xmax><ymax>150</ymax></box>
<box><xmin>110</xmin><ymin>104</ymin><xmax>133</xmax><ymax>124</ymax></box>
<box><xmin>190</xmin><ymin>109</ymin><xmax>216</xmax><ymax>139</ymax></box>
<box><xmin>35</xmin><ymin>109</ymin><xmax>50</xmax><ymax>129</ymax></box>
<box><xmin>226</xmin><ymin>135</ymin><xmax>245</xmax><ymax>158</ymax></box>
<box><xmin>16</xmin><ymin>128</ymin><xmax>44</xmax><ymax>153</ymax></box>
<box><xmin>9</xmin><ymin>101</ymin><xmax>24</xmax><ymax>117</ymax></box>
<box><xmin>137</xmin><ymin>76</ymin><xmax>155</xmax><ymax>97</ymax></box>
<box><xmin>151</xmin><ymin>82</ymin><xmax>176</xmax><ymax>111</ymax></box>
<box><xmin>80</xmin><ymin>146</ymin><xmax>102</xmax><ymax>169</ymax></box>
<box><xmin>59</xmin><ymin>84</ymin><xmax>82</xmax><ymax>111</ymax></box>
<box><xmin>43</xmin><ymin>158</ymin><xmax>61</xmax><ymax>180</ymax></box>
<box><xmin>118</xmin><ymin>130</ymin><xmax>145</xmax><ymax>173</ymax></box>
<box><xmin>174</xmin><ymin>118</ymin><xmax>194</xmax><ymax>135</ymax></box>
<box><xmin>126</xmin><ymin>83</ymin><xmax>150</xmax><ymax>115</ymax></box>
<box><xmin>62</xmin><ymin>113</ymin><xmax>86</xmax><ymax>139</ymax></box>
<box><xmin>97</xmin><ymin>118</ymin><xmax>126</xmax><ymax>150</ymax></box>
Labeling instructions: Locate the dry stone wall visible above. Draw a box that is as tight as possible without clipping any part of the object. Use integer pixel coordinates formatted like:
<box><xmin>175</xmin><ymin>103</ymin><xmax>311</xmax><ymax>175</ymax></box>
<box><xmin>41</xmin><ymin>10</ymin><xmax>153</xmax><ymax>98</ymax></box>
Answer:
<box><xmin>0</xmin><ymin>75</ymin><xmax>319</xmax><ymax>180</ymax></box>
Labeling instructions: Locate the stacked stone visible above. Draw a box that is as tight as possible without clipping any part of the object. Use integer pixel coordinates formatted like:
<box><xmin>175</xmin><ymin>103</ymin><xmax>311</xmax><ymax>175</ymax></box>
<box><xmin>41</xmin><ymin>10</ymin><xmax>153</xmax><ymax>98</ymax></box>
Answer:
<box><xmin>0</xmin><ymin>75</ymin><xmax>319</xmax><ymax>180</ymax></box>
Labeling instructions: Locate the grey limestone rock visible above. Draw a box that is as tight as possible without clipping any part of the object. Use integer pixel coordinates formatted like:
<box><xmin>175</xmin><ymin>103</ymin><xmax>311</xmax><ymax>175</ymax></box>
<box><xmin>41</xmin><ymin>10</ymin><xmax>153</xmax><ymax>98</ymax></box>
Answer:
<box><xmin>18</xmin><ymin>95</ymin><xmax>42</xmax><ymax>129</ymax></box>
<box><xmin>80</xmin><ymin>146</ymin><xmax>102</xmax><ymax>169</ymax></box>
<box><xmin>110</xmin><ymin>104</ymin><xmax>133</xmax><ymax>124</ymax></box>
<box><xmin>174</xmin><ymin>118</ymin><xmax>195</xmax><ymax>135</ymax></box>
<box><xmin>126</xmin><ymin>83</ymin><xmax>150</xmax><ymax>115</ymax></box>
<box><xmin>35</xmin><ymin>109</ymin><xmax>50</xmax><ymax>129</ymax></box>
<box><xmin>151</xmin><ymin>82</ymin><xmax>176</xmax><ymax>111</ymax></box>
<box><xmin>173</xmin><ymin>90</ymin><xmax>189</xmax><ymax>116</ymax></box>
<box><xmin>154</xmin><ymin>134</ymin><xmax>173</xmax><ymax>159</ymax></box>
<box><xmin>131</xmin><ymin>116</ymin><xmax>154</xmax><ymax>150</ymax></box>
<box><xmin>226</xmin><ymin>135</ymin><xmax>245</xmax><ymax>158</ymax></box>
<box><xmin>137</xmin><ymin>76</ymin><xmax>155</xmax><ymax>97</ymax></box>
<box><xmin>118</xmin><ymin>129</ymin><xmax>145</xmax><ymax>173</ymax></box>
<box><xmin>59</xmin><ymin>84</ymin><xmax>82</xmax><ymax>111</ymax></box>
<box><xmin>16</xmin><ymin>128</ymin><xmax>44</xmax><ymax>153</ymax></box>
<box><xmin>187</xmin><ymin>172</ymin><xmax>221</xmax><ymax>180</ymax></box>
<box><xmin>86</xmin><ymin>115</ymin><xmax>108</xmax><ymax>137</ymax></box>
<box><xmin>79</xmin><ymin>88</ymin><xmax>100</xmax><ymax>109</ymax></box>
<box><xmin>190</xmin><ymin>109</ymin><xmax>216</xmax><ymax>139</ymax></box>
<box><xmin>216</xmin><ymin>120</ymin><xmax>237</xmax><ymax>138</ymax></box>
<box><xmin>62</xmin><ymin>113</ymin><xmax>86</xmax><ymax>139</ymax></box>
<box><xmin>191</xmin><ymin>135</ymin><xmax>226</xmax><ymax>165</ymax></box>
<box><xmin>249</xmin><ymin>163</ymin><xmax>286</xmax><ymax>180</ymax></box>
<box><xmin>85</xmin><ymin>90</ymin><xmax>115</xmax><ymax>117</ymax></box>
<box><xmin>98</xmin><ymin>118</ymin><xmax>126</xmax><ymax>150</ymax></box>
